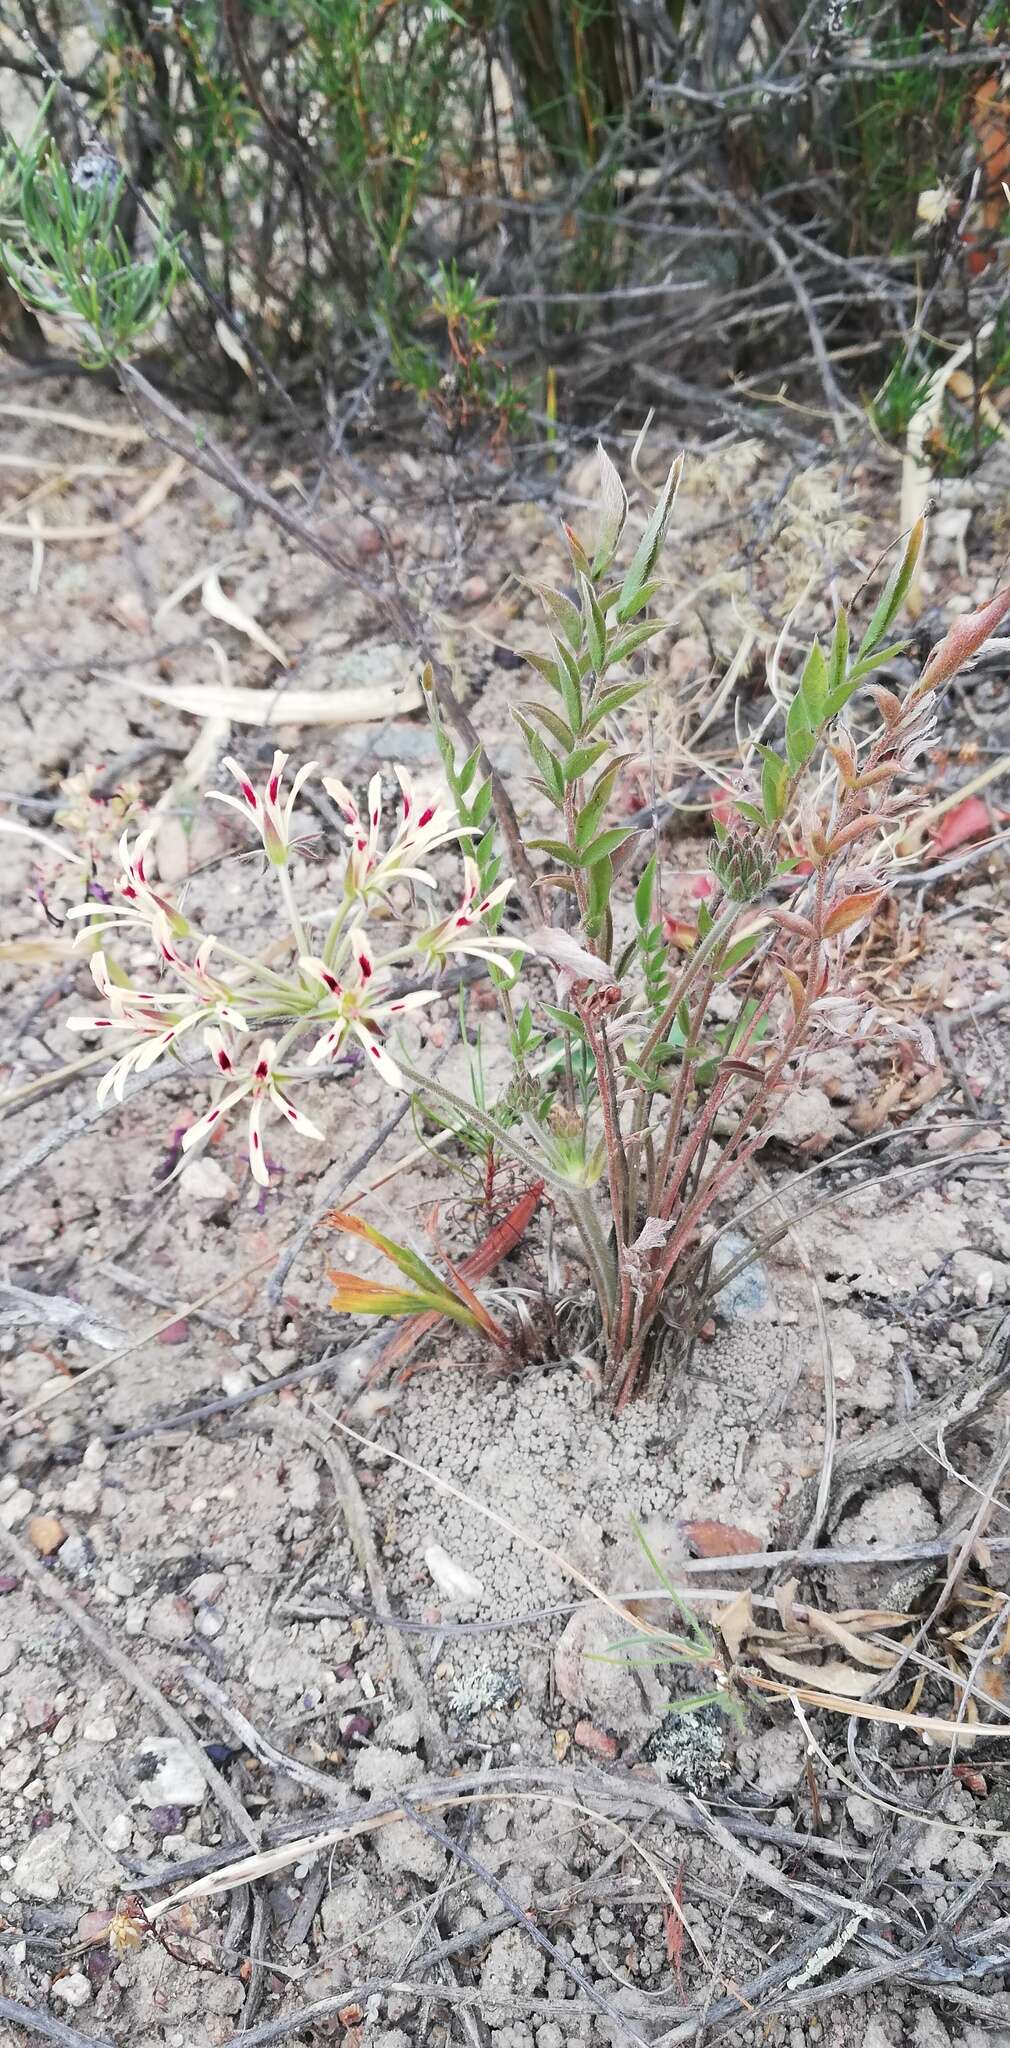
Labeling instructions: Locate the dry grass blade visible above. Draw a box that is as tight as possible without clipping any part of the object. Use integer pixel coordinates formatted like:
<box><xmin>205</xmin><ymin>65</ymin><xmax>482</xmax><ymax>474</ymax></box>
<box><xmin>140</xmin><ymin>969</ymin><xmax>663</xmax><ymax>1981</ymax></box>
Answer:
<box><xmin>0</xmin><ymin>455</ymin><xmax>186</xmax><ymax>541</ymax></box>
<box><xmin>0</xmin><ymin>400</ymin><xmax>146</xmax><ymax>442</ymax></box>
<box><xmin>96</xmin><ymin>672</ymin><xmax>424</xmax><ymax>725</ymax></box>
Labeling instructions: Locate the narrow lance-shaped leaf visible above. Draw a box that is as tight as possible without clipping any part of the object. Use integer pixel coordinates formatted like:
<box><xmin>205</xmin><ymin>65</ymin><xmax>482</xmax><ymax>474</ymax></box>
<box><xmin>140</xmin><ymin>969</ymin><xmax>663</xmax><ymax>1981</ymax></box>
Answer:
<box><xmin>856</xmin><ymin>515</ymin><xmax>925</xmax><ymax>660</ymax></box>
<box><xmin>616</xmin><ymin>452</ymin><xmax>683</xmax><ymax>623</ymax></box>
<box><xmin>580</xmin><ymin>574</ymin><xmax>607</xmax><ymax>673</ymax></box>
<box><xmin>827</xmin><ymin>605</ymin><xmax>849</xmax><ymax>695</ymax></box>
<box><xmin>538</xmin><ymin>585</ymin><xmax>582</xmax><ymax>652</ymax></box>
<box><xmin>634</xmin><ymin>853</ymin><xmax>657</xmax><ymax>928</ymax></box>
<box><xmin>591</xmin><ymin>440</ymin><xmax>629</xmax><ymax>578</ymax></box>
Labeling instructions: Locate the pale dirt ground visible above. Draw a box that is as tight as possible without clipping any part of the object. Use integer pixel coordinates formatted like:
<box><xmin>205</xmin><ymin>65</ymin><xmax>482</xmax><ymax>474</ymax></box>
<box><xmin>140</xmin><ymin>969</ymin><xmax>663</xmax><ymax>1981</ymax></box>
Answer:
<box><xmin>1</xmin><ymin>377</ymin><xmax>1010</xmax><ymax>2046</ymax></box>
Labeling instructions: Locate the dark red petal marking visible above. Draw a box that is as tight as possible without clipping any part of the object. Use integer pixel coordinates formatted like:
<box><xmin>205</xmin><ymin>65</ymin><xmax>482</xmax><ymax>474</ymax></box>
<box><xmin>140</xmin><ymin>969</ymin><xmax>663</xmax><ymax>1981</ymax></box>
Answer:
<box><xmin>418</xmin><ymin>806</ymin><xmax>435</xmax><ymax>828</ymax></box>
<box><xmin>268</xmin><ymin>774</ymin><xmax>280</xmax><ymax>802</ymax></box>
<box><xmin>357</xmin><ymin>954</ymin><xmax>372</xmax><ymax>980</ymax></box>
<box><xmin>240</xmin><ymin>781</ymin><xmax>258</xmax><ymax>807</ymax></box>
<box><xmin>251</xmin><ymin>1131</ymin><xmax>261</xmax><ymax>1149</ymax></box>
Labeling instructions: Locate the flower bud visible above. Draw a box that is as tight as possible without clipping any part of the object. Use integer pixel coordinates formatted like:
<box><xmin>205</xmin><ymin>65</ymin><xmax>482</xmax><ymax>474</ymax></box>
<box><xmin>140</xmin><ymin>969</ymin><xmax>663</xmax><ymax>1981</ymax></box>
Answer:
<box><xmin>709</xmin><ymin>828</ymin><xmax>777</xmax><ymax>904</ymax></box>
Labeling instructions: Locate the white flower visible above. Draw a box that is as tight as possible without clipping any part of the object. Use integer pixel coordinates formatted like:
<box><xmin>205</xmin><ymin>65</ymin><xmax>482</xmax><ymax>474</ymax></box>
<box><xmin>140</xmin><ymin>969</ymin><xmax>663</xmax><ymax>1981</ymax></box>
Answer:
<box><xmin>209</xmin><ymin>751</ymin><xmax>318</xmax><ymax>866</ymax></box>
<box><xmin>322</xmin><ymin>765</ymin><xmax>466</xmax><ymax>902</ymax></box>
<box><xmin>181</xmin><ymin>1034</ymin><xmax>324</xmax><ymax>1187</ymax></box>
<box><xmin>66</xmin><ymin>827</ymin><xmax>189</xmax><ymax>942</ymax></box>
<box><xmin>416</xmin><ymin>858</ymin><xmax>521</xmax><ymax>971</ymax></box>
<box><xmin>301</xmin><ymin>936</ymin><xmax>438</xmax><ymax>1092</ymax></box>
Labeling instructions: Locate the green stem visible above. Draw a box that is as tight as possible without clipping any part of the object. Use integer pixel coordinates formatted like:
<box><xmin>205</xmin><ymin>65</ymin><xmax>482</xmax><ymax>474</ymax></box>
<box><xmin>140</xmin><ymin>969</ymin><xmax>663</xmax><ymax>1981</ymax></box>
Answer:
<box><xmin>564</xmin><ymin>1186</ymin><xmax>616</xmax><ymax>1326</ymax></box>
<box><xmin>639</xmin><ymin>901</ymin><xmax>742</xmax><ymax>1071</ymax></box>
<box><xmin>399</xmin><ymin>1063</ymin><xmax>572</xmax><ymax>1195</ymax></box>
<box><xmin>275</xmin><ymin>863</ymin><xmax>308</xmax><ymax>957</ymax></box>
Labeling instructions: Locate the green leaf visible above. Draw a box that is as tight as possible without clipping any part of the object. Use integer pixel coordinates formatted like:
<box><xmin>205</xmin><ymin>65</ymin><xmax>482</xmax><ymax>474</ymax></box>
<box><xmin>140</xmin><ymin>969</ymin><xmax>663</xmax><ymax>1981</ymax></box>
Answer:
<box><xmin>562</xmin><ymin>520</ymin><xmax>591</xmax><ymax>579</ymax></box>
<box><xmin>606</xmin><ymin>617</ymin><xmax>665</xmax><ymax>669</ymax></box>
<box><xmin>538</xmin><ymin>585</ymin><xmax>582</xmax><ymax>651</ymax></box>
<box><xmin>584</xmin><ymin>681</ymin><xmax>646</xmax><ymax>731</ymax></box>
<box><xmin>696</xmin><ymin>901</ymin><xmax>713</xmax><ymax>938</ymax></box>
<box><xmin>580</xmin><ymin>574</ymin><xmax>607</xmax><ymax>673</ymax></box>
<box><xmin>784</xmin><ymin>689</ymin><xmax>819</xmax><ymax>772</ymax></box>
<box><xmin>585</xmin><ymin>854</ymin><xmax>613</xmax><ymax>934</ymax></box>
<box><xmin>614</xmin><ymin>577</ymin><xmax>663</xmax><ymax>623</ymax></box>
<box><xmin>574</xmin><ymin>780</ymin><xmax>612</xmax><ymax>849</ymax></box>
<box><xmin>327</xmin><ymin>1211</ymin><xmax>457</xmax><ymax>1307</ymax></box>
<box><xmin>541</xmin><ymin>1004</ymin><xmax>587</xmax><ymax>1036</ymax></box>
<box><xmin>827</xmin><ymin>606</ymin><xmax>850</xmax><ymax>695</ymax></box>
<box><xmin>514</xmin><ymin>713</ymin><xmax>564</xmax><ymax>803</ymax></box>
<box><xmin>616</xmin><ymin>453</ymin><xmax>683</xmax><ymax>622</ymax></box>
<box><xmin>578</xmin><ymin>826</ymin><xmax>631</xmax><ymax>866</ymax></box>
<box><xmin>527</xmin><ymin>837</ymin><xmax>582</xmax><ymax>867</ymax></box>
<box><xmin>587</xmin><ymin>755</ymin><xmax>630</xmax><ymax>809</ymax></box>
<box><xmin>758</xmin><ymin>744</ymin><xmax>789</xmax><ymax>825</ymax></box>
<box><xmin>733</xmin><ymin>800</ymin><xmax>765</xmax><ymax>829</ymax></box>
<box><xmin>634</xmin><ymin>853</ymin><xmax>656</xmax><ymax>928</ymax></box>
<box><xmin>523</xmin><ymin>650</ymin><xmax>563</xmax><ymax>694</ymax></box>
<box><xmin>470</xmin><ymin>779</ymin><xmax>493</xmax><ymax>825</ymax></box>
<box><xmin>826</xmin><ymin>640</ymin><xmax>909</xmax><ymax>714</ymax></box>
<box><xmin>525</xmin><ymin>699</ymin><xmax>575</xmax><ymax>748</ymax></box>
<box><xmin>719</xmin><ymin>927</ymin><xmax>766</xmax><ymax>971</ymax></box>
<box><xmin>857</xmin><ymin>516</ymin><xmax>924</xmax><ymax>659</ymax></box>
<box><xmin>554</xmin><ymin>635</ymin><xmax>584</xmax><ymax>732</ymax></box>
<box><xmin>798</xmin><ymin>638</ymin><xmax>829</xmax><ymax>725</ymax></box>
<box><xmin>590</xmin><ymin>441</ymin><xmax>629</xmax><ymax>578</ymax></box>
<box><xmin>565</xmin><ymin>739</ymin><xmax>609</xmax><ymax>785</ymax></box>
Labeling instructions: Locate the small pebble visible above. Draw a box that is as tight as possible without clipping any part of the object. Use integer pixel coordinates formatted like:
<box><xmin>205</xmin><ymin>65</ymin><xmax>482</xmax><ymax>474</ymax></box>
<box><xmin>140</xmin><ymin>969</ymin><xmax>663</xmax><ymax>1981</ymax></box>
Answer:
<box><xmin>83</xmin><ymin>1715</ymin><xmax>117</xmax><ymax>1743</ymax></box>
<box><xmin>29</xmin><ymin>1515</ymin><xmax>66</xmax><ymax>1556</ymax></box>
<box><xmin>51</xmin><ymin>1972</ymin><xmax>91</xmax><ymax>2009</ymax></box>
<box><xmin>132</xmin><ymin>1737</ymin><xmax>205</xmax><ymax>1810</ymax></box>
<box><xmin>63</xmin><ymin>1473</ymin><xmax>101</xmax><ymax>1515</ymax></box>
<box><xmin>103</xmin><ymin>1813</ymin><xmax>133</xmax><ymax>1852</ymax></box>
<box><xmin>82</xmin><ymin>1439</ymin><xmax>108</xmax><ymax>1472</ymax></box>
<box><xmin>0</xmin><ymin>1489</ymin><xmax>34</xmax><ymax>1531</ymax></box>
<box><xmin>574</xmin><ymin>1719</ymin><xmax>619</xmax><ymax>1761</ymax></box>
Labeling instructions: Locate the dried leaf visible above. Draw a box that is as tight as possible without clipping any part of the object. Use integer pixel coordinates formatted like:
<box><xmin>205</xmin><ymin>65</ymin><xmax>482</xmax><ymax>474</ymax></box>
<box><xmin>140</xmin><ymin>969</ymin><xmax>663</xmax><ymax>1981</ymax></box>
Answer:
<box><xmin>823</xmin><ymin>889</ymin><xmax>884</xmax><ymax>938</ymax></box>
<box><xmin>930</xmin><ymin>795</ymin><xmax>997</xmax><ymax>854</ymax></box>
<box><xmin>632</xmin><ymin>1217</ymin><xmax>673</xmax><ymax>1253</ymax></box>
<box><xmin>215</xmin><ymin>318</ymin><xmax>254</xmax><ymax>380</ymax></box>
<box><xmin>759</xmin><ymin>1650</ymin><xmax>879</xmax><ymax>1698</ymax></box>
<box><xmin>201</xmin><ymin>570</ymin><xmax>289</xmax><ymax>667</ymax></box>
<box><xmin>715</xmin><ymin>1590</ymin><xmax>754</xmax><ymax>1662</ymax></box>
<box><xmin>683</xmin><ymin>1520</ymin><xmax>762</xmax><ymax>1559</ymax></box>
<box><xmin>775</xmin><ymin>1577</ymin><xmax>800</xmax><ymax>1630</ymax></box>
<box><xmin>802</xmin><ymin>1608</ymin><xmax>901</xmax><ymax>1671</ymax></box>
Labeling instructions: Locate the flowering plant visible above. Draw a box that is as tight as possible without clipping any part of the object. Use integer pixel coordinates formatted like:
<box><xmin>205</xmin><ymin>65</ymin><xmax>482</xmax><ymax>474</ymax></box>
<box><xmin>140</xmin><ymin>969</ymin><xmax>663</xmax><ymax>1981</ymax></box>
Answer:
<box><xmin>66</xmin><ymin>754</ymin><xmax>524</xmax><ymax>1188</ymax></box>
<box><xmin>398</xmin><ymin>448</ymin><xmax>1010</xmax><ymax>1406</ymax></box>
<box><xmin>63</xmin><ymin>445</ymin><xmax>1010</xmax><ymax>1408</ymax></box>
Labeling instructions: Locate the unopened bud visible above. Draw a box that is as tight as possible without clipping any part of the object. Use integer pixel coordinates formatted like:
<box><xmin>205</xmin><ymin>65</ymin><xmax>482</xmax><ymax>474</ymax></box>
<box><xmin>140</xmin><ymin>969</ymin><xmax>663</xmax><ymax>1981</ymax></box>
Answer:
<box><xmin>709</xmin><ymin>828</ymin><xmax>776</xmax><ymax>904</ymax></box>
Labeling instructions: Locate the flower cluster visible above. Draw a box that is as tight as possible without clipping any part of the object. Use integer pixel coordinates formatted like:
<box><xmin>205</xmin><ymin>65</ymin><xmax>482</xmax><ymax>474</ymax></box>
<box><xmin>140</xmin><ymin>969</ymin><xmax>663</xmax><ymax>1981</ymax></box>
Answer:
<box><xmin>66</xmin><ymin>754</ymin><xmax>525</xmax><ymax>1185</ymax></box>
